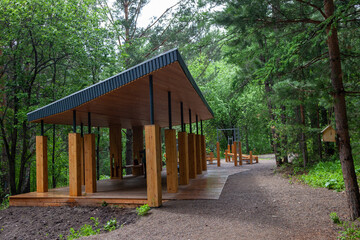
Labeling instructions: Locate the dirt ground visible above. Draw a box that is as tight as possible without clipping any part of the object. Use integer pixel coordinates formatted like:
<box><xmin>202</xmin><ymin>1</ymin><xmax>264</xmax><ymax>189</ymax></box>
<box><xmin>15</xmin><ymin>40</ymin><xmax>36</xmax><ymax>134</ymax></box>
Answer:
<box><xmin>0</xmin><ymin>156</ymin><xmax>349</xmax><ymax>240</ymax></box>
<box><xmin>0</xmin><ymin>206</ymin><xmax>137</xmax><ymax>239</ymax></box>
<box><xmin>86</xmin><ymin>155</ymin><xmax>348</xmax><ymax>240</ymax></box>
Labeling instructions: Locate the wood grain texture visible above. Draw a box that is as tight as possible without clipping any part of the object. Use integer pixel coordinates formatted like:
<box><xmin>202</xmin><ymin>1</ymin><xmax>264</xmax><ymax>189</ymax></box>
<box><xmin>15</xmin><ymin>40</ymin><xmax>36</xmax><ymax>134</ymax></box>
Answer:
<box><xmin>165</xmin><ymin>129</ymin><xmax>178</xmax><ymax>193</ymax></box>
<box><xmin>188</xmin><ymin>133</ymin><xmax>197</xmax><ymax>179</ymax></box>
<box><xmin>233</xmin><ymin>141</ymin><xmax>238</xmax><ymax>166</ymax></box>
<box><xmin>145</xmin><ymin>124</ymin><xmax>162</xmax><ymax>207</ymax></box>
<box><xmin>110</xmin><ymin>126</ymin><xmax>122</xmax><ymax>179</ymax></box>
<box><xmin>84</xmin><ymin>134</ymin><xmax>96</xmax><ymax>193</ymax></box>
<box><xmin>238</xmin><ymin>141</ymin><xmax>243</xmax><ymax>166</ymax></box>
<box><xmin>178</xmin><ymin>132</ymin><xmax>189</xmax><ymax>185</ymax></box>
<box><xmin>80</xmin><ymin>136</ymin><xmax>85</xmax><ymax>185</ymax></box>
<box><xmin>201</xmin><ymin>135</ymin><xmax>207</xmax><ymax>171</ymax></box>
<box><xmin>196</xmin><ymin>134</ymin><xmax>202</xmax><ymax>175</ymax></box>
<box><xmin>69</xmin><ymin>133</ymin><xmax>81</xmax><ymax>196</ymax></box>
<box><xmin>36</xmin><ymin>136</ymin><xmax>48</xmax><ymax>193</ymax></box>
<box><xmin>216</xmin><ymin>142</ymin><xmax>221</xmax><ymax>167</ymax></box>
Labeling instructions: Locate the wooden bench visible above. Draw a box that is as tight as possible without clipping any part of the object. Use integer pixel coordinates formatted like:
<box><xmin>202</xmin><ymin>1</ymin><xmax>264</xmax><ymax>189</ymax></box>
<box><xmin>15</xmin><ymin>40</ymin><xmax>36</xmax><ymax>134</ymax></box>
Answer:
<box><xmin>206</xmin><ymin>152</ymin><xmax>215</xmax><ymax>164</ymax></box>
<box><xmin>224</xmin><ymin>150</ymin><xmax>259</xmax><ymax>165</ymax></box>
<box><xmin>123</xmin><ymin>164</ymin><xmax>144</xmax><ymax>176</ymax></box>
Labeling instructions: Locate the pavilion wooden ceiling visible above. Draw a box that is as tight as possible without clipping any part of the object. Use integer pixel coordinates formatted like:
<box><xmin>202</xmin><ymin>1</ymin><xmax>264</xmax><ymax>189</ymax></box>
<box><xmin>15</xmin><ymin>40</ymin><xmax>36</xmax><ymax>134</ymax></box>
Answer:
<box><xmin>28</xmin><ymin>49</ymin><xmax>213</xmax><ymax>129</ymax></box>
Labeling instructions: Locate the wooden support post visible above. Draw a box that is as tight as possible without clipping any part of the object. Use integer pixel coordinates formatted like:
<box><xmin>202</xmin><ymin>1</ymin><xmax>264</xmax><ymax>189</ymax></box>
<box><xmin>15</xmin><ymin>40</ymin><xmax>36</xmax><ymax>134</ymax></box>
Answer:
<box><xmin>178</xmin><ymin>132</ymin><xmax>189</xmax><ymax>185</ymax></box>
<box><xmin>145</xmin><ymin>125</ymin><xmax>162</xmax><ymax>207</ymax></box>
<box><xmin>69</xmin><ymin>133</ymin><xmax>81</xmax><ymax>196</ymax></box>
<box><xmin>250</xmin><ymin>151</ymin><xmax>253</xmax><ymax>164</ymax></box>
<box><xmin>225</xmin><ymin>150</ymin><xmax>228</xmax><ymax>163</ymax></box>
<box><xmin>234</xmin><ymin>141</ymin><xmax>238</xmax><ymax>166</ymax></box>
<box><xmin>110</xmin><ymin>126</ymin><xmax>122</xmax><ymax>179</ymax></box>
<box><xmin>165</xmin><ymin>129</ymin><xmax>178</xmax><ymax>193</ymax></box>
<box><xmin>201</xmin><ymin>135</ymin><xmax>207</xmax><ymax>171</ymax></box>
<box><xmin>239</xmin><ymin>141</ymin><xmax>243</xmax><ymax>166</ymax></box>
<box><xmin>84</xmin><ymin>133</ymin><xmax>96</xmax><ymax>193</ymax></box>
<box><xmin>133</xmin><ymin>126</ymin><xmax>144</xmax><ymax>165</ymax></box>
<box><xmin>217</xmin><ymin>142</ymin><xmax>220</xmax><ymax>167</ymax></box>
<box><xmin>188</xmin><ymin>133</ymin><xmax>197</xmax><ymax>179</ymax></box>
<box><xmin>80</xmin><ymin>136</ymin><xmax>85</xmax><ymax>185</ymax></box>
<box><xmin>36</xmin><ymin>136</ymin><xmax>48</xmax><ymax>193</ymax></box>
<box><xmin>196</xmin><ymin>134</ymin><xmax>202</xmax><ymax>175</ymax></box>
<box><xmin>227</xmin><ymin>144</ymin><xmax>230</xmax><ymax>152</ymax></box>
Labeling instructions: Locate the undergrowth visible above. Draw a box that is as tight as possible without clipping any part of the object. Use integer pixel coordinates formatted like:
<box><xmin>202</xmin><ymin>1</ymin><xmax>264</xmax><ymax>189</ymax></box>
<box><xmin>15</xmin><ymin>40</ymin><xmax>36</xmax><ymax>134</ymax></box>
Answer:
<box><xmin>60</xmin><ymin>217</ymin><xmax>120</xmax><ymax>240</ymax></box>
<box><xmin>330</xmin><ymin>212</ymin><xmax>360</xmax><ymax>239</ymax></box>
<box><xmin>0</xmin><ymin>194</ymin><xmax>9</xmax><ymax>210</ymax></box>
<box><xmin>136</xmin><ymin>204</ymin><xmax>151</xmax><ymax>216</ymax></box>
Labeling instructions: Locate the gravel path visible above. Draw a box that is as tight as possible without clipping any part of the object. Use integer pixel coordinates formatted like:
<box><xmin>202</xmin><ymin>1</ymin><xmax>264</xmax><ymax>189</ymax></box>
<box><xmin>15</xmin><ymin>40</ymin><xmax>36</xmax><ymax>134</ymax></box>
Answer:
<box><xmin>86</xmin><ymin>155</ymin><xmax>348</xmax><ymax>240</ymax></box>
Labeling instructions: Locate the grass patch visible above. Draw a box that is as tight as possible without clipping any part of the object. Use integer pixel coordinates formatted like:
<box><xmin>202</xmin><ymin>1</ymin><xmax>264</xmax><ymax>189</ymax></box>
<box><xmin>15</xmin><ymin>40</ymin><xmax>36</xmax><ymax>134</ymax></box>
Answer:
<box><xmin>136</xmin><ymin>204</ymin><xmax>151</xmax><ymax>216</ymax></box>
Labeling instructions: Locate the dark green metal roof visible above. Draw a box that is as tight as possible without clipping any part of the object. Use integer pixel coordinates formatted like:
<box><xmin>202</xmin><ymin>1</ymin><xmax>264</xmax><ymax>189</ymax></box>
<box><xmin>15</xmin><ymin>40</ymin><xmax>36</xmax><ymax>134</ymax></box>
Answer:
<box><xmin>27</xmin><ymin>48</ymin><xmax>214</xmax><ymax>123</ymax></box>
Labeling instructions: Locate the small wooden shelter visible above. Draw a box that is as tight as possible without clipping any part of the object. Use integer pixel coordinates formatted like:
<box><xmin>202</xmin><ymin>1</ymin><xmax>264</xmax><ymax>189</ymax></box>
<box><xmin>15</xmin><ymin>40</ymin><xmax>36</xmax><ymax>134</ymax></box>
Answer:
<box><xmin>321</xmin><ymin>125</ymin><xmax>336</xmax><ymax>142</ymax></box>
<box><xmin>18</xmin><ymin>49</ymin><xmax>214</xmax><ymax>207</ymax></box>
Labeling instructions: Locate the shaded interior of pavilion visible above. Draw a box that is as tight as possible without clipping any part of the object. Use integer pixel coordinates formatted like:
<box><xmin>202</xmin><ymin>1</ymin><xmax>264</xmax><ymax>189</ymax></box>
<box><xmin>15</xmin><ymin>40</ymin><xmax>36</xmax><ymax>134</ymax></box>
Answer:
<box><xmin>9</xmin><ymin>49</ymin><xmax>220</xmax><ymax>207</ymax></box>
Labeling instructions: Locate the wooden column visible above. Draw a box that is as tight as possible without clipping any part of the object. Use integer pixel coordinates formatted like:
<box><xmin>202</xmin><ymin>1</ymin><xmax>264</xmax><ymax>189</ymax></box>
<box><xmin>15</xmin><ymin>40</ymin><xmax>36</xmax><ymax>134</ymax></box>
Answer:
<box><xmin>188</xmin><ymin>133</ymin><xmax>197</xmax><ymax>179</ymax></box>
<box><xmin>36</xmin><ymin>136</ymin><xmax>48</xmax><ymax>193</ymax></box>
<box><xmin>133</xmin><ymin>126</ymin><xmax>144</xmax><ymax>164</ymax></box>
<box><xmin>216</xmin><ymin>141</ymin><xmax>221</xmax><ymax>167</ymax></box>
<box><xmin>233</xmin><ymin>141</ymin><xmax>238</xmax><ymax>166</ymax></box>
<box><xmin>80</xmin><ymin>136</ymin><xmax>85</xmax><ymax>185</ymax></box>
<box><xmin>145</xmin><ymin>125</ymin><xmax>162</xmax><ymax>207</ymax></box>
<box><xmin>110</xmin><ymin>126</ymin><xmax>122</xmax><ymax>179</ymax></box>
<box><xmin>227</xmin><ymin>144</ymin><xmax>230</xmax><ymax>152</ymax></box>
<box><xmin>250</xmin><ymin>150</ymin><xmax>253</xmax><ymax>164</ymax></box>
<box><xmin>225</xmin><ymin>150</ymin><xmax>228</xmax><ymax>163</ymax></box>
<box><xmin>201</xmin><ymin>135</ymin><xmax>207</xmax><ymax>171</ymax></box>
<box><xmin>196</xmin><ymin>134</ymin><xmax>202</xmax><ymax>175</ymax></box>
<box><xmin>84</xmin><ymin>133</ymin><xmax>96</xmax><ymax>193</ymax></box>
<box><xmin>238</xmin><ymin>141</ymin><xmax>243</xmax><ymax>165</ymax></box>
<box><xmin>178</xmin><ymin>132</ymin><xmax>189</xmax><ymax>185</ymax></box>
<box><xmin>231</xmin><ymin>144</ymin><xmax>235</xmax><ymax>162</ymax></box>
<box><xmin>165</xmin><ymin>129</ymin><xmax>178</xmax><ymax>193</ymax></box>
<box><xmin>69</xmin><ymin>133</ymin><xmax>81</xmax><ymax>196</ymax></box>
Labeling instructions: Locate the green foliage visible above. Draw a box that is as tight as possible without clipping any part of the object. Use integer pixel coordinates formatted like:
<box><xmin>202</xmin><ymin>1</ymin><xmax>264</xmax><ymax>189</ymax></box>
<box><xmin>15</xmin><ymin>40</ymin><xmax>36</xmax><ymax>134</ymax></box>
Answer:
<box><xmin>136</xmin><ymin>204</ymin><xmax>151</xmax><ymax>216</ymax></box>
<box><xmin>66</xmin><ymin>217</ymin><xmax>100</xmax><ymax>240</ymax></box>
<box><xmin>300</xmin><ymin>161</ymin><xmax>351</xmax><ymax>191</ymax></box>
<box><xmin>330</xmin><ymin>212</ymin><xmax>341</xmax><ymax>224</ymax></box>
<box><xmin>0</xmin><ymin>194</ymin><xmax>10</xmax><ymax>210</ymax></box>
<box><xmin>99</xmin><ymin>175</ymin><xmax>110</xmax><ymax>180</ymax></box>
<box><xmin>101</xmin><ymin>201</ymin><xmax>108</xmax><ymax>207</ymax></box>
<box><xmin>103</xmin><ymin>218</ymin><xmax>118</xmax><ymax>232</ymax></box>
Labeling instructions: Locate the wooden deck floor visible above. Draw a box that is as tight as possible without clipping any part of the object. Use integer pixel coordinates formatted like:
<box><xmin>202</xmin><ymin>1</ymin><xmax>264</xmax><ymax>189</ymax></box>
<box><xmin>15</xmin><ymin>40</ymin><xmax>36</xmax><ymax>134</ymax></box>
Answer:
<box><xmin>10</xmin><ymin>162</ymin><xmax>248</xmax><ymax>207</ymax></box>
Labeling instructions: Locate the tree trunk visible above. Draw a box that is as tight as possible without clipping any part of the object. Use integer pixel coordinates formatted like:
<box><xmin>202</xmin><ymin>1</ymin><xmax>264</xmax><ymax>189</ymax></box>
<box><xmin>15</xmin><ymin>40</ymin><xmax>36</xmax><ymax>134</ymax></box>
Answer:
<box><xmin>324</xmin><ymin>0</ymin><xmax>360</xmax><ymax>220</ymax></box>
<box><xmin>280</xmin><ymin>105</ymin><xmax>288</xmax><ymax>163</ymax></box>
<box><xmin>300</xmin><ymin>104</ymin><xmax>308</xmax><ymax>167</ymax></box>
<box><xmin>316</xmin><ymin>105</ymin><xmax>323</xmax><ymax>160</ymax></box>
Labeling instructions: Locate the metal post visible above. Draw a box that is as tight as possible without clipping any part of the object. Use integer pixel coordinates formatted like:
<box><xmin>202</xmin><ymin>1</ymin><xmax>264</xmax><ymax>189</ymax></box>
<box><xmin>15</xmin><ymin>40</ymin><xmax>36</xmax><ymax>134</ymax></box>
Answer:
<box><xmin>196</xmin><ymin>115</ymin><xmax>198</xmax><ymax>135</ymax></box>
<box><xmin>88</xmin><ymin>112</ymin><xmax>91</xmax><ymax>134</ymax></box>
<box><xmin>149</xmin><ymin>75</ymin><xmax>154</xmax><ymax>124</ymax></box>
<box><xmin>180</xmin><ymin>102</ymin><xmax>184</xmax><ymax>132</ymax></box>
<box><xmin>201</xmin><ymin>120</ymin><xmax>203</xmax><ymax>135</ymax></box>
<box><xmin>40</xmin><ymin>120</ymin><xmax>44</xmax><ymax>136</ymax></box>
<box><xmin>189</xmin><ymin>109</ymin><xmax>192</xmax><ymax>134</ymax></box>
<box><xmin>73</xmin><ymin>110</ymin><xmax>76</xmax><ymax>133</ymax></box>
<box><xmin>80</xmin><ymin>123</ymin><xmax>83</xmax><ymax>137</ymax></box>
<box><xmin>168</xmin><ymin>91</ymin><xmax>172</xmax><ymax>129</ymax></box>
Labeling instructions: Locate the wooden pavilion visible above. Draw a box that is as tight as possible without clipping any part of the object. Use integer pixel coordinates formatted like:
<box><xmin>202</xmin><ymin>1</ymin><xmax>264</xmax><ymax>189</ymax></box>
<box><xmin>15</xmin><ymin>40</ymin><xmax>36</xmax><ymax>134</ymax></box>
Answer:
<box><xmin>10</xmin><ymin>49</ymin><xmax>214</xmax><ymax>207</ymax></box>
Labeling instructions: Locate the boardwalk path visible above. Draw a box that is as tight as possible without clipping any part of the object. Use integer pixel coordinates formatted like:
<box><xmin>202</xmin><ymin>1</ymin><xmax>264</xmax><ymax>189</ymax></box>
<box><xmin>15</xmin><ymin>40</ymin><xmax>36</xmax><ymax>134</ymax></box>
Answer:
<box><xmin>87</xmin><ymin>156</ymin><xmax>347</xmax><ymax>240</ymax></box>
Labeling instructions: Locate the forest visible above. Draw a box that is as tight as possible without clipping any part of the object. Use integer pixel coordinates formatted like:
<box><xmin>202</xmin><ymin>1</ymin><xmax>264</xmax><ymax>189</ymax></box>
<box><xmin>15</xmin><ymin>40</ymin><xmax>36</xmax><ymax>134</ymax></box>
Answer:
<box><xmin>0</xmin><ymin>0</ymin><xmax>360</xmax><ymax>226</ymax></box>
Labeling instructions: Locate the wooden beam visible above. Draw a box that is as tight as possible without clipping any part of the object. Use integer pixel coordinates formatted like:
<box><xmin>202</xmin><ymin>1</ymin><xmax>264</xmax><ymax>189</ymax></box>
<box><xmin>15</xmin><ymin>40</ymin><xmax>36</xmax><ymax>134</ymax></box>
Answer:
<box><xmin>216</xmin><ymin>141</ymin><xmax>220</xmax><ymax>167</ymax></box>
<box><xmin>196</xmin><ymin>134</ymin><xmax>202</xmax><ymax>175</ymax></box>
<box><xmin>145</xmin><ymin>124</ymin><xmax>162</xmax><ymax>207</ymax></box>
<box><xmin>80</xmin><ymin>136</ymin><xmax>85</xmax><ymax>185</ymax></box>
<box><xmin>178</xmin><ymin>132</ymin><xmax>189</xmax><ymax>185</ymax></box>
<box><xmin>69</xmin><ymin>133</ymin><xmax>81</xmax><ymax>196</ymax></box>
<box><xmin>84</xmin><ymin>134</ymin><xmax>96</xmax><ymax>193</ymax></box>
<box><xmin>132</xmin><ymin>126</ymin><xmax>144</xmax><ymax>165</ymax></box>
<box><xmin>233</xmin><ymin>141</ymin><xmax>238</xmax><ymax>166</ymax></box>
<box><xmin>238</xmin><ymin>141</ymin><xmax>242</xmax><ymax>166</ymax></box>
<box><xmin>36</xmin><ymin>136</ymin><xmax>48</xmax><ymax>193</ymax></box>
<box><xmin>188</xmin><ymin>133</ymin><xmax>197</xmax><ymax>179</ymax></box>
<box><xmin>110</xmin><ymin>126</ymin><xmax>122</xmax><ymax>179</ymax></box>
<box><xmin>201</xmin><ymin>135</ymin><xmax>207</xmax><ymax>171</ymax></box>
<box><xmin>165</xmin><ymin>129</ymin><xmax>178</xmax><ymax>193</ymax></box>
